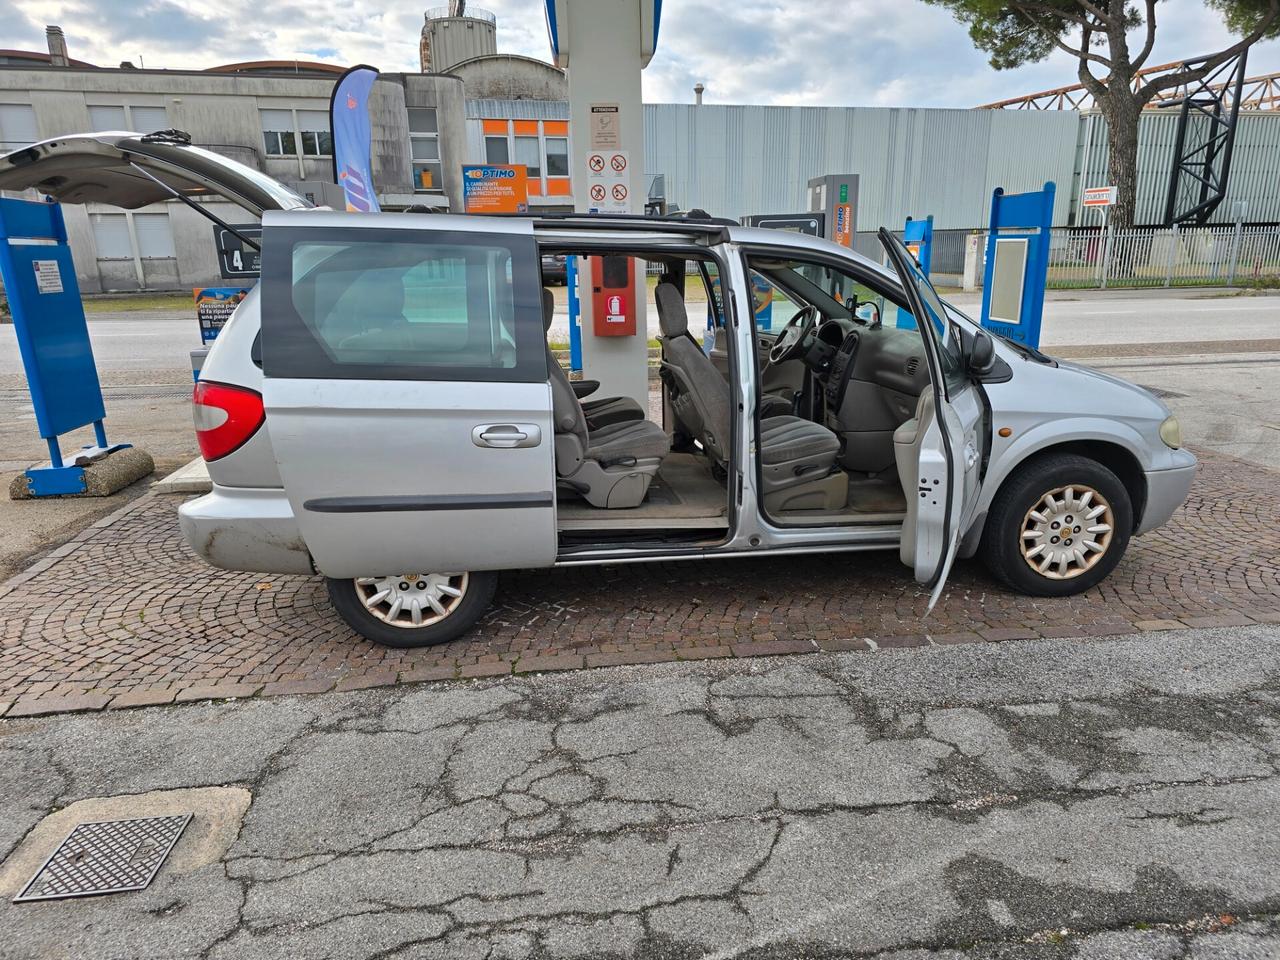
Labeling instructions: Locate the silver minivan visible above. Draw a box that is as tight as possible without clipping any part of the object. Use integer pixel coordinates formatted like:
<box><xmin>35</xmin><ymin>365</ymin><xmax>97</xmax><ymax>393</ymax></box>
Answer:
<box><xmin>2</xmin><ymin>134</ymin><xmax>1197</xmax><ymax>648</ymax></box>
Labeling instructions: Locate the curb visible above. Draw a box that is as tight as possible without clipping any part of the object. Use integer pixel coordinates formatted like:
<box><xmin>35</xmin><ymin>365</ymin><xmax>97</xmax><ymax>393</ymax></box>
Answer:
<box><xmin>6</xmin><ymin>610</ymin><xmax>1280</xmax><ymax>721</ymax></box>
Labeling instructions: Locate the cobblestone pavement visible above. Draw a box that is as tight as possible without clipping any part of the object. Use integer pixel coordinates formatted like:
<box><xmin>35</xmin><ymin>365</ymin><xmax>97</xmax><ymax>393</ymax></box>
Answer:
<box><xmin>1</xmin><ymin>448</ymin><xmax>1278</xmax><ymax>718</ymax></box>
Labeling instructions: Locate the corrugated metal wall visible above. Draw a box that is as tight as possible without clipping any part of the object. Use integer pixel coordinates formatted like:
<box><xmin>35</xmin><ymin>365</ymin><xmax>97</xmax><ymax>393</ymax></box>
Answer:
<box><xmin>1074</xmin><ymin>110</ymin><xmax>1280</xmax><ymax>226</ymax></box>
<box><xmin>644</xmin><ymin>104</ymin><xmax>1280</xmax><ymax>230</ymax></box>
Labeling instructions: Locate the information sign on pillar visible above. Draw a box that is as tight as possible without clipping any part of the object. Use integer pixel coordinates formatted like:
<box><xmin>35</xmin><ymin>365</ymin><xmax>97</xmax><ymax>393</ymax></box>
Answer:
<box><xmin>0</xmin><ymin>197</ymin><xmax>131</xmax><ymax>495</ymax></box>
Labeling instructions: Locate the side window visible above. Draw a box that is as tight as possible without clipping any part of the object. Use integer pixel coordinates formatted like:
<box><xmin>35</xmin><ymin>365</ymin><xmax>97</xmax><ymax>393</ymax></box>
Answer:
<box><xmin>900</xmin><ymin>265</ymin><xmax>968</xmax><ymax>397</ymax></box>
<box><xmin>263</xmin><ymin>229</ymin><xmax>545</xmax><ymax>383</ymax></box>
<box><xmin>699</xmin><ymin>262</ymin><xmax>724</xmax><ymax>329</ymax></box>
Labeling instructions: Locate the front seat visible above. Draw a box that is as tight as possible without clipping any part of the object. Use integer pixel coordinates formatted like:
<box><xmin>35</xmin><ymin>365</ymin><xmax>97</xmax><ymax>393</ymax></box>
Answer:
<box><xmin>655</xmin><ymin>282</ymin><xmax>848</xmax><ymax>513</ymax></box>
<box><xmin>542</xmin><ymin>289</ymin><xmax>644</xmax><ymax>429</ymax></box>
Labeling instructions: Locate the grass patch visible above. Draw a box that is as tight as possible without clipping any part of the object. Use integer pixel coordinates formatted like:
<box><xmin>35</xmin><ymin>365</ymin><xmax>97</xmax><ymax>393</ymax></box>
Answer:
<box><xmin>82</xmin><ymin>293</ymin><xmax>194</xmax><ymax>314</ymax></box>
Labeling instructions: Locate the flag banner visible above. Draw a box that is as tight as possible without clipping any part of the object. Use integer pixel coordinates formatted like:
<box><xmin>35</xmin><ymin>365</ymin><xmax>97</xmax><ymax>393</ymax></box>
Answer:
<box><xmin>330</xmin><ymin>65</ymin><xmax>381</xmax><ymax>213</ymax></box>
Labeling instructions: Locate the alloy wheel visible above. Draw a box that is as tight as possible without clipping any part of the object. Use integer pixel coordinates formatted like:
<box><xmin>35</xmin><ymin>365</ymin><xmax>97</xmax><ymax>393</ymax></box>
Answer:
<box><xmin>354</xmin><ymin>573</ymin><xmax>469</xmax><ymax>628</ymax></box>
<box><xmin>1019</xmin><ymin>485</ymin><xmax>1114</xmax><ymax>580</ymax></box>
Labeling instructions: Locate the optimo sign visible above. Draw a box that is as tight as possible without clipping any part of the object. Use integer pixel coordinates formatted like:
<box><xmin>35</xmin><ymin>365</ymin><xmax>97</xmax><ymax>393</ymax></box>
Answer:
<box><xmin>462</xmin><ymin>165</ymin><xmax>529</xmax><ymax>214</ymax></box>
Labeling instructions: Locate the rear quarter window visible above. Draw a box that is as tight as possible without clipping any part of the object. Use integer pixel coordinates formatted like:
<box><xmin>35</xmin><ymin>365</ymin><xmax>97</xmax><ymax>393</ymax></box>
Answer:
<box><xmin>260</xmin><ymin>227</ymin><xmax>546</xmax><ymax>382</ymax></box>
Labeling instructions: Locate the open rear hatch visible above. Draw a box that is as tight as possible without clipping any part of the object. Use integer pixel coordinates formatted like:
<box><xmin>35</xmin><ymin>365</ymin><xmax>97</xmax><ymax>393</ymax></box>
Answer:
<box><xmin>0</xmin><ymin>130</ymin><xmax>311</xmax><ymax>215</ymax></box>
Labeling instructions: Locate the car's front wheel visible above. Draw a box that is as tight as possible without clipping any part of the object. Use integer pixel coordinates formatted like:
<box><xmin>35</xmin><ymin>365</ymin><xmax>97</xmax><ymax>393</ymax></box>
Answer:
<box><xmin>979</xmin><ymin>453</ymin><xmax>1132</xmax><ymax>597</ymax></box>
<box><xmin>327</xmin><ymin>571</ymin><xmax>497</xmax><ymax>648</ymax></box>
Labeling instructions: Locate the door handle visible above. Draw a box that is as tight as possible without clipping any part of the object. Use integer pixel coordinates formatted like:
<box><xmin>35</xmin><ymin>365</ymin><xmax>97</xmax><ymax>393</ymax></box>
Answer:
<box><xmin>472</xmin><ymin>423</ymin><xmax>542</xmax><ymax>449</ymax></box>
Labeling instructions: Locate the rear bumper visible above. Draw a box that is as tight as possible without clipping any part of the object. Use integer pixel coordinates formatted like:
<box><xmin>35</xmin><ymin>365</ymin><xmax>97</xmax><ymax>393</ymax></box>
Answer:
<box><xmin>178</xmin><ymin>484</ymin><xmax>312</xmax><ymax>575</ymax></box>
<box><xmin>1135</xmin><ymin>450</ymin><xmax>1198</xmax><ymax>535</ymax></box>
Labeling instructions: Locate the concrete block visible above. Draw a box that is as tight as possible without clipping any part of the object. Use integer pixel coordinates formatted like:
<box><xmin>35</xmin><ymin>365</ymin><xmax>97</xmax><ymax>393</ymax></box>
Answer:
<box><xmin>8</xmin><ymin>447</ymin><xmax>155</xmax><ymax>500</ymax></box>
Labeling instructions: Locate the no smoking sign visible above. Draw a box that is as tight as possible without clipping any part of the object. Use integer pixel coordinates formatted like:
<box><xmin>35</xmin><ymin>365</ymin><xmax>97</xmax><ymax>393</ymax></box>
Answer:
<box><xmin>584</xmin><ymin>148</ymin><xmax>630</xmax><ymax>212</ymax></box>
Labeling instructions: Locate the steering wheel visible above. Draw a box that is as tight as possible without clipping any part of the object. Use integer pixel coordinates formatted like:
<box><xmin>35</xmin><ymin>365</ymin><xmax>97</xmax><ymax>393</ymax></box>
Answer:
<box><xmin>768</xmin><ymin>305</ymin><xmax>820</xmax><ymax>364</ymax></box>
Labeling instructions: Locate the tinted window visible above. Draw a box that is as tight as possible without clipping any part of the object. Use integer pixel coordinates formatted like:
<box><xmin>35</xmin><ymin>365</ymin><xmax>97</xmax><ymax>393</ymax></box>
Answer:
<box><xmin>262</xmin><ymin>227</ymin><xmax>546</xmax><ymax>382</ymax></box>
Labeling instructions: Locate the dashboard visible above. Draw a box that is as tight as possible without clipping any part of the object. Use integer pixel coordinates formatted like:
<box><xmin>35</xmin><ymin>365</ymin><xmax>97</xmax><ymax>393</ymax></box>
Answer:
<box><xmin>795</xmin><ymin>318</ymin><xmax>932</xmax><ymax>474</ymax></box>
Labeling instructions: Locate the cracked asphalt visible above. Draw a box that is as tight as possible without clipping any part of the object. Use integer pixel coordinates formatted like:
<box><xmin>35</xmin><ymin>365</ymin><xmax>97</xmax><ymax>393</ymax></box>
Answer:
<box><xmin>2</xmin><ymin>625</ymin><xmax>1280</xmax><ymax>959</ymax></box>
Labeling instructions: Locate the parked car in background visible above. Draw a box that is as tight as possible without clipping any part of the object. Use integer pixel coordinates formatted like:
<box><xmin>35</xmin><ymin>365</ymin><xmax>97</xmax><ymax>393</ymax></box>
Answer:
<box><xmin>541</xmin><ymin>252</ymin><xmax>567</xmax><ymax>284</ymax></box>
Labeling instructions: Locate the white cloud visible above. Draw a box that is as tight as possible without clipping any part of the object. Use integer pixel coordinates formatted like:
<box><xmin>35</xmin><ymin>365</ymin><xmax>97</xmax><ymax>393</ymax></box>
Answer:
<box><xmin>10</xmin><ymin>0</ymin><xmax>1279</xmax><ymax>106</ymax></box>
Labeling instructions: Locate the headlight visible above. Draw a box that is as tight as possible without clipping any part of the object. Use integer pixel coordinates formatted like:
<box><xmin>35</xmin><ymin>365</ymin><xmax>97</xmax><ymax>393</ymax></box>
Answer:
<box><xmin>1159</xmin><ymin>416</ymin><xmax>1182</xmax><ymax>449</ymax></box>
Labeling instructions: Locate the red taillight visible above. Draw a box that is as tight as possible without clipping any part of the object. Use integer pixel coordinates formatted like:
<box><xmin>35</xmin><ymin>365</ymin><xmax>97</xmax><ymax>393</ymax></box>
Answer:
<box><xmin>192</xmin><ymin>381</ymin><xmax>265</xmax><ymax>461</ymax></box>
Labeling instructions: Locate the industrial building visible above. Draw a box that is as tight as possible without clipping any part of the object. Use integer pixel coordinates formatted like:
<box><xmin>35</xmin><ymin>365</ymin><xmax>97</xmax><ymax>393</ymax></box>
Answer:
<box><xmin>1</xmin><ymin>8</ymin><xmax>1277</xmax><ymax>291</ymax></box>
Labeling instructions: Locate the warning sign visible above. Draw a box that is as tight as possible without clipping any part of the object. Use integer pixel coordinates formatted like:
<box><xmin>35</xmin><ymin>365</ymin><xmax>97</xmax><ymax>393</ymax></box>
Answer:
<box><xmin>589</xmin><ymin>103</ymin><xmax>620</xmax><ymax>149</ymax></box>
<box><xmin>33</xmin><ymin>260</ymin><xmax>63</xmax><ymax>295</ymax></box>
<box><xmin>585</xmin><ymin>149</ymin><xmax>630</xmax><ymax>213</ymax></box>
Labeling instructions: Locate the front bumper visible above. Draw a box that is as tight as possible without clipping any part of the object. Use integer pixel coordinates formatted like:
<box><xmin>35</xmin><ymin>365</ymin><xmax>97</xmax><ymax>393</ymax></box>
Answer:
<box><xmin>1135</xmin><ymin>449</ymin><xmax>1198</xmax><ymax>535</ymax></box>
<box><xmin>178</xmin><ymin>484</ymin><xmax>312</xmax><ymax>575</ymax></box>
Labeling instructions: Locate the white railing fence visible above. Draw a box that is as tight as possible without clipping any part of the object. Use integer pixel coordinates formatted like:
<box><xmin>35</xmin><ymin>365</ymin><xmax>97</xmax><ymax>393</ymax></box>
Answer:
<box><xmin>1044</xmin><ymin>224</ymin><xmax>1280</xmax><ymax>289</ymax></box>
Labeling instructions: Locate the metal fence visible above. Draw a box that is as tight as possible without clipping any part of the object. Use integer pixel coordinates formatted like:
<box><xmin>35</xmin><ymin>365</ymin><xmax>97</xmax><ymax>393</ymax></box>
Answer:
<box><xmin>1045</xmin><ymin>224</ymin><xmax>1280</xmax><ymax>289</ymax></box>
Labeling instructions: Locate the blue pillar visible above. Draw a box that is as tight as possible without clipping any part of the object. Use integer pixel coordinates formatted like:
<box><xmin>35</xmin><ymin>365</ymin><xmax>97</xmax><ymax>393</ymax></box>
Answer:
<box><xmin>566</xmin><ymin>255</ymin><xmax>582</xmax><ymax>373</ymax></box>
<box><xmin>980</xmin><ymin>182</ymin><xmax>1056</xmax><ymax>349</ymax></box>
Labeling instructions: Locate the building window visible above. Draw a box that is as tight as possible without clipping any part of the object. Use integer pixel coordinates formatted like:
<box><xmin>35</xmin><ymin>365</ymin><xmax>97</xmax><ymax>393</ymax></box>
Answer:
<box><xmin>514</xmin><ymin>136</ymin><xmax>541</xmax><ymax>179</ymax></box>
<box><xmin>409</xmin><ymin>107</ymin><xmax>443</xmax><ymax>193</ymax></box>
<box><xmin>261</xmin><ymin>108</ymin><xmax>331</xmax><ymax>157</ymax></box>
<box><xmin>261</xmin><ymin>109</ymin><xmax>297</xmax><ymax>156</ymax></box>
<box><xmin>89</xmin><ymin>213</ymin><xmax>132</xmax><ymax>259</ymax></box>
<box><xmin>87</xmin><ymin>104</ymin><xmax>168</xmax><ymax>134</ymax></box>
<box><xmin>89</xmin><ymin>211</ymin><xmax>175</xmax><ymax>260</ymax></box>
<box><xmin>131</xmin><ymin>105</ymin><xmax>169</xmax><ymax>133</ymax></box>
<box><xmin>545</xmin><ymin>137</ymin><xmax>569</xmax><ymax>178</ymax></box>
<box><xmin>0</xmin><ymin>103</ymin><xmax>37</xmax><ymax>151</ymax></box>
<box><xmin>485</xmin><ymin>136</ymin><xmax>509</xmax><ymax>165</ymax></box>
<box><xmin>133</xmin><ymin>212</ymin><xmax>177</xmax><ymax>258</ymax></box>
<box><xmin>87</xmin><ymin>105</ymin><xmax>127</xmax><ymax>131</ymax></box>
<box><xmin>297</xmin><ymin>110</ymin><xmax>333</xmax><ymax>156</ymax></box>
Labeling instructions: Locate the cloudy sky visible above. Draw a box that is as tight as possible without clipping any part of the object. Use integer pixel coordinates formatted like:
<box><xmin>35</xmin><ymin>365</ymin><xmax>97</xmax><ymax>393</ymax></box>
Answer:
<box><xmin>6</xmin><ymin>0</ymin><xmax>1279</xmax><ymax>107</ymax></box>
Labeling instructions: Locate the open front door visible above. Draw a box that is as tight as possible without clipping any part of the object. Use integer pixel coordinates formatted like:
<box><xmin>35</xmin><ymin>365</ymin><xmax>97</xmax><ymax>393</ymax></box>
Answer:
<box><xmin>880</xmin><ymin>229</ymin><xmax>986</xmax><ymax>611</ymax></box>
<box><xmin>260</xmin><ymin>212</ymin><xmax>556</xmax><ymax>579</ymax></box>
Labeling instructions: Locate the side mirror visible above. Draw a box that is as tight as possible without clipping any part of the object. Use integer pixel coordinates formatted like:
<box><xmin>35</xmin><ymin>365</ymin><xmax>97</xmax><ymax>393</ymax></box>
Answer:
<box><xmin>969</xmin><ymin>331</ymin><xmax>996</xmax><ymax>376</ymax></box>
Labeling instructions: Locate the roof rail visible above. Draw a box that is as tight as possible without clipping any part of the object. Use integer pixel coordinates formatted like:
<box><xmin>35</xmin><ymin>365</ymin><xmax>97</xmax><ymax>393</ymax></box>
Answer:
<box><xmin>528</xmin><ymin>211</ymin><xmax>736</xmax><ymax>228</ymax></box>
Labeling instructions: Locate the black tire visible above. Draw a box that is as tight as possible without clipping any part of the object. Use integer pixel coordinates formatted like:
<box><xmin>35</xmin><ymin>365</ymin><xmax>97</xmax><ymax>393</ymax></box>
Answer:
<box><xmin>978</xmin><ymin>453</ymin><xmax>1132</xmax><ymax>598</ymax></box>
<box><xmin>326</xmin><ymin>571</ymin><xmax>498</xmax><ymax>648</ymax></box>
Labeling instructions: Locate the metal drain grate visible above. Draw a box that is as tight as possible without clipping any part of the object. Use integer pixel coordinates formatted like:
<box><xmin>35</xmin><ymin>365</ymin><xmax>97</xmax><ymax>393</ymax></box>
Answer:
<box><xmin>13</xmin><ymin>815</ymin><xmax>191</xmax><ymax>903</ymax></box>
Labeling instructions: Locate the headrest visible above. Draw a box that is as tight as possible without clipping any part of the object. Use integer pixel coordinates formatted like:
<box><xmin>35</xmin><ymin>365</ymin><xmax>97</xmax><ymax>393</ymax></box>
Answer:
<box><xmin>655</xmin><ymin>282</ymin><xmax>689</xmax><ymax>338</ymax></box>
<box><xmin>542</xmin><ymin>287</ymin><xmax>554</xmax><ymax>333</ymax></box>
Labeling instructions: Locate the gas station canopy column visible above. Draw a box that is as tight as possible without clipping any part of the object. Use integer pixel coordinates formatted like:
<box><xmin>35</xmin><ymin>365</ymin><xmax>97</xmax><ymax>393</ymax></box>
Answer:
<box><xmin>546</xmin><ymin>0</ymin><xmax>661</xmax><ymax>410</ymax></box>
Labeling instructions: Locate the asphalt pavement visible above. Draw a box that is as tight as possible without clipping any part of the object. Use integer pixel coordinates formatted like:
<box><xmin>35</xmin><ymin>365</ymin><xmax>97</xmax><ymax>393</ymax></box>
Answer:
<box><xmin>2</xmin><ymin>625</ymin><xmax>1279</xmax><ymax>959</ymax></box>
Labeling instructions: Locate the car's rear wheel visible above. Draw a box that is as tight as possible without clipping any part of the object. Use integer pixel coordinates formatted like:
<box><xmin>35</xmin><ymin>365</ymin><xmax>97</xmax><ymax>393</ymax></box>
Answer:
<box><xmin>979</xmin><ymin>453</ymin><xmax>1132</xmax><ymax>597</ymax></box>
<box><xmin>327</xmin><ymin>570</ymin><xmax>497</xmax><ymax>648</ymax></box>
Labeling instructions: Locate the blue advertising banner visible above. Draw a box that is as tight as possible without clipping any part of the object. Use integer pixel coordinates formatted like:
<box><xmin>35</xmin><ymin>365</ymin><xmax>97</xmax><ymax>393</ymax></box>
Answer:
<box><xmin>330</xmin><ymin>64</ymin><xmax>381</xmax><ymax>213</ymax></box>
